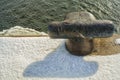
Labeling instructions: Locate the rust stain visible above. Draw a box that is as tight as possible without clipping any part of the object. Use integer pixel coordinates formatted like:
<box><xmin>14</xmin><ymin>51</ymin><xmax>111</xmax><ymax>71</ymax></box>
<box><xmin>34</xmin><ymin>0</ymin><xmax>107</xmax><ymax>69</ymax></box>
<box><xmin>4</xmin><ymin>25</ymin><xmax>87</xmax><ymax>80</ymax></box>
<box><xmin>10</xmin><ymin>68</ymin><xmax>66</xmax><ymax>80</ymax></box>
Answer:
<box><xmin>91</xmin><ymin>34</ymin><xmax>120</xmax><ymax>55</ymax></box>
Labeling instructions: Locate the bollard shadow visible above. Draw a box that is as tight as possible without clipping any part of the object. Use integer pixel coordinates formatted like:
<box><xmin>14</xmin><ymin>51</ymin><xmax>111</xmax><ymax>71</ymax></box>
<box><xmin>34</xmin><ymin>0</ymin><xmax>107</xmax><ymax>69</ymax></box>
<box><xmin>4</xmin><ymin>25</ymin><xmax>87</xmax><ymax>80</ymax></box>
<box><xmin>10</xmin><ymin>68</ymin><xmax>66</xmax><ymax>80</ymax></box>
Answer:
<box><xmin>23</xmin><ymin>42</ymin><xmax>98</xmax><ymax>78</ymax></box>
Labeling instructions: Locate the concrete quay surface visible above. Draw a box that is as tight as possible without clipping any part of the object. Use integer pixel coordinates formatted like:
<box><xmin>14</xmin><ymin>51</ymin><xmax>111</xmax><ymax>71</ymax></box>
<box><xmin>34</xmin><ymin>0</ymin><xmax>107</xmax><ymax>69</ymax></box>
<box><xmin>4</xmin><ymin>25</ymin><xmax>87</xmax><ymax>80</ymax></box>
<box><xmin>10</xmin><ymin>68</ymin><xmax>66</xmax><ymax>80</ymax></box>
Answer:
<box><xmin>0</xmin><ymin>37</ymin><xmax>120</xmax><ymax>80</ymax></box>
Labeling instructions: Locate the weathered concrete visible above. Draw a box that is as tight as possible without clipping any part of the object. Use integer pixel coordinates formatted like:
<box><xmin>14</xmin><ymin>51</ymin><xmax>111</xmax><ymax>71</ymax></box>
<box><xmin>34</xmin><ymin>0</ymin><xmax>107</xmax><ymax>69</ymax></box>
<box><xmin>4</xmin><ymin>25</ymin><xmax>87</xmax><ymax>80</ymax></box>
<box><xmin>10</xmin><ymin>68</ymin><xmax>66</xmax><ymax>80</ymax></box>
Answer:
<box><xmin>0</xmin><ymin>37</ymin><xmax>120</xmax><ymax>80</ymax></box>
<box><xmin>0</xmin><ymin>26</ymin><xmax>48</xmax><ymax>37</ymax></box>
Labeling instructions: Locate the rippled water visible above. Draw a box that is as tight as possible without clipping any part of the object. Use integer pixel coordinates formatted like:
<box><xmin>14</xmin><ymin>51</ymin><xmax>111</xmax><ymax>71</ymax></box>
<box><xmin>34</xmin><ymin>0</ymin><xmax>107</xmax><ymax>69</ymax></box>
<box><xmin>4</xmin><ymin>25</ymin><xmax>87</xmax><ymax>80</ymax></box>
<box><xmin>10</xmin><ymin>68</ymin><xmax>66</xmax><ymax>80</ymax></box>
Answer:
<box><xmin>0</xmin><ymin>0</ymin><xmax>120</xmax><ymax>33</ymax></box>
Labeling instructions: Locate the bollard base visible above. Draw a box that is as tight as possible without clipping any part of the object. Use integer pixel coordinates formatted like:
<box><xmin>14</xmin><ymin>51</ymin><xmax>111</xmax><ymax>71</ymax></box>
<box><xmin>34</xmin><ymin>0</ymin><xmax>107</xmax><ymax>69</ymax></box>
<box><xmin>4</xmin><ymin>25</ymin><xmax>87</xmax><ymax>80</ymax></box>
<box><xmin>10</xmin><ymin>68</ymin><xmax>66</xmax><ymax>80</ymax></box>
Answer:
<box><xmin>65</xmin><ymin>38</ymin><xmax>94</xmax><ymax>56</ymax></box>
<box><xmin>65</xmin><ymin>34</ymin><xmax>120</xmax><ymax>56</ymax></box>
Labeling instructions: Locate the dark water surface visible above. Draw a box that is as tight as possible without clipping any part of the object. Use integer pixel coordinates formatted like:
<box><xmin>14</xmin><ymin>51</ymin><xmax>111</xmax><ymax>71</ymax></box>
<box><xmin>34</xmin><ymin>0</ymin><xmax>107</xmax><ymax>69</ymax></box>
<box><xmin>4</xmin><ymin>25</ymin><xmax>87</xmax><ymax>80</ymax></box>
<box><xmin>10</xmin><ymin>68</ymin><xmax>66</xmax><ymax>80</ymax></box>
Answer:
<box><xmin>0</xmin><ymin>0</ymin><xmax>120</xmax><ymax>33</ymax></box>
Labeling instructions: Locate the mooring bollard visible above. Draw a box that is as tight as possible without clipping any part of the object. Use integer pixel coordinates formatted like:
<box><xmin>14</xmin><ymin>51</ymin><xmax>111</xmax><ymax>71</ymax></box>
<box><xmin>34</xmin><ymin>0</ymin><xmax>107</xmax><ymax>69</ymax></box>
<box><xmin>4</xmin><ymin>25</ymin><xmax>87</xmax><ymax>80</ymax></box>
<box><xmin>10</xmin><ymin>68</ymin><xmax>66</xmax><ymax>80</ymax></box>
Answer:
<box><xmin>48</xmin><ymin>12</ymin><xmax>115</xmax><ymax>56</ymax></box>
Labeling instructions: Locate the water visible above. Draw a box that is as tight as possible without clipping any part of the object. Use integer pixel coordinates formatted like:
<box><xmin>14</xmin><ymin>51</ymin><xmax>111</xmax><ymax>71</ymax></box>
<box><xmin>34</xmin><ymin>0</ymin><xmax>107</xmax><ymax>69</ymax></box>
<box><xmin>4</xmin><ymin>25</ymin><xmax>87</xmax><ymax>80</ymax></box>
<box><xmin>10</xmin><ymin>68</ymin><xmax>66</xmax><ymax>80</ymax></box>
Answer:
<box><xmin>0</xmin><ymin>0</ymin><xmax>120</xmax><ymax>33</ymax></box>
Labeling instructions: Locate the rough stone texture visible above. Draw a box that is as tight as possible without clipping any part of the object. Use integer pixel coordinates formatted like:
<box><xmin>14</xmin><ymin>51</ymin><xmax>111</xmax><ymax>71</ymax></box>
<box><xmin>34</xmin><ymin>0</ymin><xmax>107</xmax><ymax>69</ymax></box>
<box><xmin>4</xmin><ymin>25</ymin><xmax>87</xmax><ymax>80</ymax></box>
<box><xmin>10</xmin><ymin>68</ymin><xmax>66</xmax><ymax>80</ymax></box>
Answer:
<box><xmin>0</xmin><ymin>26</ymin><xmax>48</xmax><ymax>37</ymax></box>
<box><xmin>0</xmin><ymin>37</ymin><xmax>120</xmax><ymax>80</ymax></box>
<box><xmin>0</xmin><ymin>0</ymin><xmax>120</xmax><ymax>33</ymax></box>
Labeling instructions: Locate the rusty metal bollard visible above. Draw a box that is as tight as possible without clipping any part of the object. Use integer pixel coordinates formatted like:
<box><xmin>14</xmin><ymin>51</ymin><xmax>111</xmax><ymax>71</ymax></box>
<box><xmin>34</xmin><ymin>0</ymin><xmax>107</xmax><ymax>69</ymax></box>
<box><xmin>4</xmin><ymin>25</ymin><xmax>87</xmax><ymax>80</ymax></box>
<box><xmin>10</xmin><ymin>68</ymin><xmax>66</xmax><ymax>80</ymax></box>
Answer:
<box><xmin>48</xmin><ymin>12</ymin><xmax>115</xmax><ymax>56</ymax></box>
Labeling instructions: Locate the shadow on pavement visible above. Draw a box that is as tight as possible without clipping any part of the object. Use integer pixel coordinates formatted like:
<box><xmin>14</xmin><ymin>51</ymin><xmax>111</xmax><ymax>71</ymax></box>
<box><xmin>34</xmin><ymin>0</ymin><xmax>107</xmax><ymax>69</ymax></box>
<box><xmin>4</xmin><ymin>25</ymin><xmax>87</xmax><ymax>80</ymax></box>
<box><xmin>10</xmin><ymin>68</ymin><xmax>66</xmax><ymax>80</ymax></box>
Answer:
<box><xmin>23</xmin><ymin>42</ymin><xmax>98</xmax><ymax>78</ymax></box>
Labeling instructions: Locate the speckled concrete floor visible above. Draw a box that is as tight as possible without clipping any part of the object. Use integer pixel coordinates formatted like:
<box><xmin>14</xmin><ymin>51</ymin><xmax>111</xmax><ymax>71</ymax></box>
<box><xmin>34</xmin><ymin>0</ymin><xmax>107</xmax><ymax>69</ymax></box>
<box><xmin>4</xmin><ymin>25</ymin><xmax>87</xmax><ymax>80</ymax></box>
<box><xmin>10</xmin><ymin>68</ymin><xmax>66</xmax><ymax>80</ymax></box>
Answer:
<box><xmin>0</xmin><ymin>37</ymin><xmax>120</xmax><ymax>80</ymax></box>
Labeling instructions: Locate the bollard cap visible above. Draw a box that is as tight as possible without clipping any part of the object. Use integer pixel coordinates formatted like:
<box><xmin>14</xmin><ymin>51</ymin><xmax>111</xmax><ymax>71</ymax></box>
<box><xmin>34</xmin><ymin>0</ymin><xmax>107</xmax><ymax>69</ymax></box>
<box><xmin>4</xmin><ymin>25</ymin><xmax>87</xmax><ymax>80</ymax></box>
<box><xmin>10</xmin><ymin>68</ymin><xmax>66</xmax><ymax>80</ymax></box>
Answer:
<box><xmin>48</xmin><ymin>12</ymin><xmax>115</xmax><ymax>39</ymax></box>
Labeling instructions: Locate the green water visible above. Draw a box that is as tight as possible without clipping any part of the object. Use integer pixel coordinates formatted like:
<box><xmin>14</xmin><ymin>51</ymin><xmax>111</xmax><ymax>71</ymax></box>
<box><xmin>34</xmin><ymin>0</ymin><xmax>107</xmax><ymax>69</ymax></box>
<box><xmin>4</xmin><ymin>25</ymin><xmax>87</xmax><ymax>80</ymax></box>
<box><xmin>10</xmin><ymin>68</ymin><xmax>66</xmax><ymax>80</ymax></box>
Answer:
<box><xmin>0</xmin><ymin>0</ymin><xmax>120</xmax><ymax>33</ymax></box>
